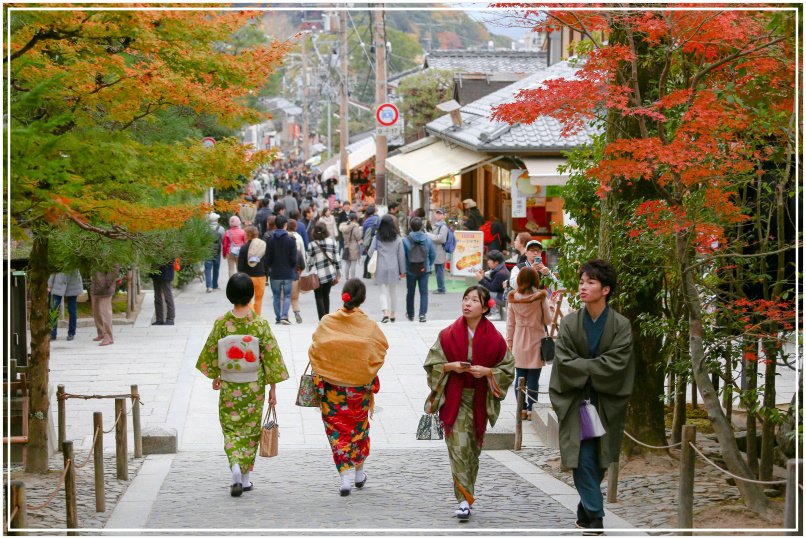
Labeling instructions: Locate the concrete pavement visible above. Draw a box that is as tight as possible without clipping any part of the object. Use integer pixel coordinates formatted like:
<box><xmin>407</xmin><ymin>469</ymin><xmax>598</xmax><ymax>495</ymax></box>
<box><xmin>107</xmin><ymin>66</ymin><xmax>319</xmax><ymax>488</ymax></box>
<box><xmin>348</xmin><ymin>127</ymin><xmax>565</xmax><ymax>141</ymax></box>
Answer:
<box><xmin>46</xmin><ymin>260</ymin><xmax>643</xmax><ymax>533</ymax></box>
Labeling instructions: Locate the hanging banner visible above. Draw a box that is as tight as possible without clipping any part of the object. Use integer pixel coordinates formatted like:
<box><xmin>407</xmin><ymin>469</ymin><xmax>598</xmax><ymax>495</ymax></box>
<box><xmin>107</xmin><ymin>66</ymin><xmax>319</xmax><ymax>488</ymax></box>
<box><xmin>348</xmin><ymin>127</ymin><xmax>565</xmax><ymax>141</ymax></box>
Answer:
<box><xmin>450</xmin><ymin>231</ymin><xmax>484</xmax><ymax>276</ymax></box>
<box><xmin>510</xmin><ymin>169</ymin><xmax>530</xmax><ymax>218</ymax></box>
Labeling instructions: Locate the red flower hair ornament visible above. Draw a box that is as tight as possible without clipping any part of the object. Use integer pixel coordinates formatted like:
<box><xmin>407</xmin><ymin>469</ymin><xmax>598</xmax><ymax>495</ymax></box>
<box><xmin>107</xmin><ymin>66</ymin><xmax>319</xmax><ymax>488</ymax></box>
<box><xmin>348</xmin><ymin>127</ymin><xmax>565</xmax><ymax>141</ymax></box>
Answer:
<box><xmin>342</xmin><ymin>292</ymin><xmax>352</xmax><ymax>303</ymax></box>
<box><xmin>487</xmin><ymin>299</ymin><xmax>496</xmax><ymax>309</ymax></box>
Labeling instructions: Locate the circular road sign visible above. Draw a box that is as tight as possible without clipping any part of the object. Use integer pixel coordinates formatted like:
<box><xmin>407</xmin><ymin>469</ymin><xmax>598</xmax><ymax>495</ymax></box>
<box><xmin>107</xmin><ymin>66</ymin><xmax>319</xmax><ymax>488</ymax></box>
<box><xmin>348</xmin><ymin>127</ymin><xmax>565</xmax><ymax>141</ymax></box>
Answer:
<box><xmin>202</xmin><ymin>137</ymin><xmax>216</xmax><ymax>148</ymax></box>
<box><xmin>376</xmin><ymin>103</ymin><xmax>399</xmax><ymax>127</ymax></box>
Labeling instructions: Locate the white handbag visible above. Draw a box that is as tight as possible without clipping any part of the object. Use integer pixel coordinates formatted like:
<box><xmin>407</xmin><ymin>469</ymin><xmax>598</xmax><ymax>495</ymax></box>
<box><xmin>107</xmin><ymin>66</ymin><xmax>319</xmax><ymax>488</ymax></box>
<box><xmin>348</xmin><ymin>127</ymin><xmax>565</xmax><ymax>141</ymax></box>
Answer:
<box><xmin>367</xmin><ymin>250</ymin><xmax>378</xmax><ymax>274</ymax></box>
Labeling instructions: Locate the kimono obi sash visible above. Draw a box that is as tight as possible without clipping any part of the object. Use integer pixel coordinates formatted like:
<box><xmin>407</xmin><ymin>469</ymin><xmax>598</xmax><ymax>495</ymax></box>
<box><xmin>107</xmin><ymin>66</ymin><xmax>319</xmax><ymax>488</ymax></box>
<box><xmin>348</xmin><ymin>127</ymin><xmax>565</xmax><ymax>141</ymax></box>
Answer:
<box><xmin>217</xmin><ymin>334</ymin><xmax>261</xmax><ymax>383</ymax></box>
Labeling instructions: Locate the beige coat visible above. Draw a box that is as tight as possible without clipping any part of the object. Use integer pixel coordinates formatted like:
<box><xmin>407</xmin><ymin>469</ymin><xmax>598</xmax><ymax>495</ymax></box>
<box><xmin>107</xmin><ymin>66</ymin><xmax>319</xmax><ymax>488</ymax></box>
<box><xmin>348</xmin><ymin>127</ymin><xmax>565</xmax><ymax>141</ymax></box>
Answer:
<box><xmin>505</xmin><ymin>289</ymin><xmax>551</xmax><ymax>369</ymax></box>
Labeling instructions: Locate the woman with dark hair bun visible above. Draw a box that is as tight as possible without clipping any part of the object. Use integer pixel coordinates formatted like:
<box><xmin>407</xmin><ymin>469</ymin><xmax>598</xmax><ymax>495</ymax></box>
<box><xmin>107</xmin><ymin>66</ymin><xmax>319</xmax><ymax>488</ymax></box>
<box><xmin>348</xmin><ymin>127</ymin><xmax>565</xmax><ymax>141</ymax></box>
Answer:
<box><xmin>423</xmin><ymin>284</ymin><xmax>514</xmax><ymax>520</ymax></box>
<box><xmin>196</xmin><ymin>273</ymin><xmax>289</xmax><ymax>497</ymax></box>
<box><xmin>308</xmin><ymin>278</ymin><xmax>388</xmax><ymax>496</ymax></box>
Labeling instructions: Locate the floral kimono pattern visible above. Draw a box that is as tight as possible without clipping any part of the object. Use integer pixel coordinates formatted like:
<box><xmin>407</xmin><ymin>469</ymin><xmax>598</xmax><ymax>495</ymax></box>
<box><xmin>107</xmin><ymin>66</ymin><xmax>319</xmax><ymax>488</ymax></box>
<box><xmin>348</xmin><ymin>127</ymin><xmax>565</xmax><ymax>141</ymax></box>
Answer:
<box><xmin>317</xmin><ymin>377</ymin><xmax>379</xmax><ymax>473</ymax></box>
<box><xmin>196</xmin><ymin>310</ymin><xmax>289</xmax><ymax>470</ymax></box>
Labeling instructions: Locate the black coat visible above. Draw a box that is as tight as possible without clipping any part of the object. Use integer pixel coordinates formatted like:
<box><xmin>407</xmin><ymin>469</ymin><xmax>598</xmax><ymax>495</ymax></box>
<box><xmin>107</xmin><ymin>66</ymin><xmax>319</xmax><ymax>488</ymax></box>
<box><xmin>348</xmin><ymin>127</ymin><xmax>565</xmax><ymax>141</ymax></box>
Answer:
<box><xmin>237</xmin><ymin>240</ymin><xmax>269</xmax><ymax>278</ymax></box>
<box><xmin>265</xmin><ymin>230</ymin><xmax>298</xmax><ymax>280</ymax></box>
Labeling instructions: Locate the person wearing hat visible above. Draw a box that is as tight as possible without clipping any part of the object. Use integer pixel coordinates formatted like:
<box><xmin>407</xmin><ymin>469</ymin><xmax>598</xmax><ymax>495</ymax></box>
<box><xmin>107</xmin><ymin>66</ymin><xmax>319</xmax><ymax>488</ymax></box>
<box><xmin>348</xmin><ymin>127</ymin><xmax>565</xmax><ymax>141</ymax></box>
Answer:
<box><xmin>237</xmin><ymin>226</ymin><xmax>269</xmax><ymax>316</ymax></box>
<box><xmin>204</xmin><ymin>213</ymin><xmax>225</xmax><ymax>293</ymax></box>
<box><xmin>428</xmin><ymin>208</ymin><xmax>450</xmax><ymax>294</ymax></box>
<box><xmin>461</xmin><ymin>199</ymin><xmax>485</xmax><ymax>231</ymax></box>
<box><xmin>509</xmin><ymin>239</ymin><xmax>551</xmax><ymax>291</ymax></box>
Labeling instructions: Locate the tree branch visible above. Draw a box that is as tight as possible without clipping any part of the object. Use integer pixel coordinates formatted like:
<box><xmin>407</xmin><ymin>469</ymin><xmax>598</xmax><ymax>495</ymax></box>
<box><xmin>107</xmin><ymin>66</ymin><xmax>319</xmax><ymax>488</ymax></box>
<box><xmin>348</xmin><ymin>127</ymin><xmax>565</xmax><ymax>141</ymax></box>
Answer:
<box><xmin>66</xmin><ymin>214</ymin><xmax>137</xmax><ymax>240</ymax></box>
<box><xmin>683</xmin><ymin>243</ymin><xmax>799</xmax><ymax>273</ymax></box>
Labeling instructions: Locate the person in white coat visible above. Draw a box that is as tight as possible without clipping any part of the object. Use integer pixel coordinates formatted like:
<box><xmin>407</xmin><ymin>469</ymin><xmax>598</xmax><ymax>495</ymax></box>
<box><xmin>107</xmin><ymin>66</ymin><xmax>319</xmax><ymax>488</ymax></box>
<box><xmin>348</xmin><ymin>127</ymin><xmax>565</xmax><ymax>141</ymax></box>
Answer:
<box><xmin>48</xmin><ymin>270</ymin><xmax>84</xmax><ymax>341</ymax></box>
<box><xmin>428</xmin><ymin>208</ymin><xmax>450</xmax><ymax>294</ymax></box>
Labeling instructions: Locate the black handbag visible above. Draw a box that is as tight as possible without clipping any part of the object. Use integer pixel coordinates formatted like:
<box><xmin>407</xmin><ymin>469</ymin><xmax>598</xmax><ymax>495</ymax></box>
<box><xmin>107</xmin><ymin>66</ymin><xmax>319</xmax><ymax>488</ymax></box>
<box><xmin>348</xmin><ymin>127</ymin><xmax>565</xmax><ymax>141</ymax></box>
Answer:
<box><xmin>541</xmin><ymin>325</ymin><xmax>555</xmax><ymax>364</ymax></box>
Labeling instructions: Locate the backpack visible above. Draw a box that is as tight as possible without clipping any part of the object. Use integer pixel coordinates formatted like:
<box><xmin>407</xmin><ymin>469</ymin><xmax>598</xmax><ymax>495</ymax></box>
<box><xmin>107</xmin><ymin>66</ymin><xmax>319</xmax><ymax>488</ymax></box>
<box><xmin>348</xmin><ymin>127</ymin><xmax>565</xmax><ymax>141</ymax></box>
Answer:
<box><xmin>362</xmin><ymin>218</ymin><xmax>378</xmax><ymax>252</ymax></box>
<box><xmin>408</xmin><ymin>238</ymin><xmax>428</xmax><ymax>274</ymax></box>
<box><xmin>442</xmin><ymin>224</ymin><xmax>456</xmax><ymax>254</ymax></box>
<box><xmin>480</xmin><ymin>221</ymin><xmax>494</xmax><ymax>244</ymax></box>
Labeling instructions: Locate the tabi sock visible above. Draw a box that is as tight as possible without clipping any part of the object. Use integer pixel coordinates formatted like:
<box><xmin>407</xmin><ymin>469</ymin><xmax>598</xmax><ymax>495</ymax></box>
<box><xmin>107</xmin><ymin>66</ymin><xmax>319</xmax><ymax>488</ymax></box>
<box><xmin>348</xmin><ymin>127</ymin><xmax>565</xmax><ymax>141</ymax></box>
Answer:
<box><xmin>340</xmin><ymin>470</ymin><xmax>354</xmax><ymax>489</ymax></box>
<box><xmin>355</xmin><ymin>467</ymin><xmax>366</xmax><ymax>484</ymax></box>
<box><xmin>231</xmin><ymin>464</ymin><xmax>242</xmax><ymax>485</ymax></box>
<box><xmin>241</xmin><ymin>471</ymin><xmax>250</xmax><ymax>487</ymax></box>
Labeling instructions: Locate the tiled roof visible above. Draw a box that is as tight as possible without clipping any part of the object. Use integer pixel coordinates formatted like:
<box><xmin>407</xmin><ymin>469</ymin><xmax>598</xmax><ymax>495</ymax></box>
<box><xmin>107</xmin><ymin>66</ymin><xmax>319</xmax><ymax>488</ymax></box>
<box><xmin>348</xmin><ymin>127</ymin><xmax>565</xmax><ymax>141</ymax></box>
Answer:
<box><xmin>424</xmin><ymin>50</ymin><xmax>547</xmax><ymax>74</ymax></box>
<box><xmin>425</xmin><ymin>61</ymin><xmax>599</xmax><ymax>153</ymax></box>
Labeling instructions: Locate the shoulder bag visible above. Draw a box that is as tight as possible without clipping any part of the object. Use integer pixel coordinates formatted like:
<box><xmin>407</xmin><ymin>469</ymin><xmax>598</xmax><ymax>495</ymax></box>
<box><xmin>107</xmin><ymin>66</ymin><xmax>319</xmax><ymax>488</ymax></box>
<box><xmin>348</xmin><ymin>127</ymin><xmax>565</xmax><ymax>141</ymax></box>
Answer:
<box><xmin>299</xmin><ymin>243</ymin><xmax>320</xmax><ymax>292</ymax></box>
<box><xmin>417</xmin><ymin>371</ymin><xmax>445</xmax><ymax>440</ymax></box>
<box><xmin>259</xmin><ymin>405</ymin><xmax>279</xmax><ymax>457</ymax></box>
<box><xmin>295</xmin><ymin>362</ymin><xmax>321</xmax><ymax>407</ymax></box>
<box><xmin>541</xmin><ymin>325</ymin><xmax>555</xmax><ymax>364</ymax></box>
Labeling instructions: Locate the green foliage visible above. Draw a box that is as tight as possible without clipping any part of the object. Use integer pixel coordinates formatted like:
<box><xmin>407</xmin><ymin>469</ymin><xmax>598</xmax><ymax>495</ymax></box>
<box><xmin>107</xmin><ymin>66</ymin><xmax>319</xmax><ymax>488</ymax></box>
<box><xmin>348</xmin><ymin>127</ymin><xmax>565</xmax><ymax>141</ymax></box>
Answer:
<box><xmin>397</xmin><ymin>69</ymin><xmax>454</xmax><ymax>139</ymax></box>
<box><xmin>48</xmin><ymin>217</ymin><xmax>216</xmax><ymax>275</ymax></box>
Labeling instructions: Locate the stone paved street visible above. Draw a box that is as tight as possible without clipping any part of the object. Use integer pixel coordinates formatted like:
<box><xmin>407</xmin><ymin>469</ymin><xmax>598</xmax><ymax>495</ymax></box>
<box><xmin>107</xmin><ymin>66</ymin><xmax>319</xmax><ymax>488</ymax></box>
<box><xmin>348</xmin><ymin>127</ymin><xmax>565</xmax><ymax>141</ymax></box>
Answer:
<box><xmin>26</xmin><ymin>256</ymin><xmax>794</xmax><ymax>535</ymax></box>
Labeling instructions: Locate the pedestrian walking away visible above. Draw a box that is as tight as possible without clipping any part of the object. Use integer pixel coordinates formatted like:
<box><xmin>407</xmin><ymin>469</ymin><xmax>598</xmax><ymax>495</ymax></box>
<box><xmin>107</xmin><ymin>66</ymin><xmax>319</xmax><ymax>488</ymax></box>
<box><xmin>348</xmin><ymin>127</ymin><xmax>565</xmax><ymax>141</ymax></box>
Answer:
<box><xmin>403</xmin><ymin>216</ymin><xmax>436</xmax><ymax>322</ymax></box>
<box><xmin>236</xmin><ymin>226</ymin><xmax>269</xmax><ymax>317</ymax></box>
<box><xmin>423</xmin><ymin>285</ymin><xmax>514</xmax><ymax>521</ymax></box>
<box><xmin>428</xmin><ymin>208</ymin><xmax>450</xmax><ymax>294</ymax></box>
<box><xmin>150</xmin><ymin>261</ymin><xmax>176</xmax><ymax>326</ymax></box>
<box><xmin>368</xmin><ymin>214</ymin><xmax>406</xmax><ymax>323</ymax></box>
<box><xmin>339</xmin><ymin>212</ymin><xmax>363</xmax><ymax>281</ymax></box>
<box><xmin>195</xmin><ymin>273</ymin><xmax>289</xmax><ymax>497</ymax></box>
<box><xmin>361</xmin><ymin>205</ymin><xmax>380</xmax><ymax>278</ymax></box>
<box><xmin>264</xmin><ymin>215</ymin><xmax>298</xmax><ymax>325</ymax></box>
<box><xmin>48</xmin><ymin>269</ymin><xmax>83</xmax><ymax>341</ymax></box>
<box><xmin>549</xmin><ymin>259</ymin><xmax>634</xmax><ymax>536</ymax></box>
<box><xmin>204</xmin><ymin>212</ymin><xmax>225</xmax><ymax>292</ymax></box>
<box><xmin>308</xmin><ymin>279</ymin><xmax>389</xmax><ymax>496</ymax></box>
<box><xmin>91</xmin><ymin>266</ymin><xmax>119</xmax><ymax>346</ymax></box>
<box><xmin>306</xmin><ymin>221</ymin><xmax>341</xmax><ymax>320</ymax></box>
<box><xmin>506</xmin><ymin>266</ymin><xmax>552</xmax><ymax>419</ymax></box>
<box><xmin>287</xmin><ymin>219</ymin><xmax>306</xmax><ymax>323</ymax></box>
<box><xmin>223</xmin><ymin>216</ymin><xmax>247</xmax><ymax>279</ymax></box>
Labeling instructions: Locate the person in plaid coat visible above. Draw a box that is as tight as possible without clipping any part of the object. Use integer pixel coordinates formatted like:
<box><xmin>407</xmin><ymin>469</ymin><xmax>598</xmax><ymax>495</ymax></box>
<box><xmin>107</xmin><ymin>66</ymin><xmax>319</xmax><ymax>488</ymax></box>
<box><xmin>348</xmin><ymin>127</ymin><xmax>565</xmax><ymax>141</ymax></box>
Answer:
<box><xmin>306</xmin><ymin>221</ymin><xmax>341</xmax><ymax>320</ymax></box>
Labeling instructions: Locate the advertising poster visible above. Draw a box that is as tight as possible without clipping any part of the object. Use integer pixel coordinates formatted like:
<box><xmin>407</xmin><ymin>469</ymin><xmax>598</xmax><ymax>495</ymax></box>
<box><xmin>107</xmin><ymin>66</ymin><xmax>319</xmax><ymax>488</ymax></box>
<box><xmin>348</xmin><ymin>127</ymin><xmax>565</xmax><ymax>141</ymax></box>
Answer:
<box><xmin>510</xmin><ymin>169</ymin><xmax>528</xmax><ymax>218</ymax></box>
<box><xmin>450</xmin><ymin>231</ymin><xmax>484</xmax><ymax>276</ymax></box>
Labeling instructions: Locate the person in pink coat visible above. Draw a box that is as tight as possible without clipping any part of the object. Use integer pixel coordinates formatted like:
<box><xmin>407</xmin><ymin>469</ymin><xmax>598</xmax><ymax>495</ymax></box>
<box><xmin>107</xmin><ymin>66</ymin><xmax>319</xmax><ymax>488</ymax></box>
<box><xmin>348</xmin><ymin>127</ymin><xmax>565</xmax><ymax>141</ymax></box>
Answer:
<box><xmin>222</xmin><ymin>215</ymin><xmax>247</xmax><ymax>278</ymax></box>
<box><xmin>505</xmin><ymin>266</ymin><xmax>552</xmax><ymax>420</ymax></box>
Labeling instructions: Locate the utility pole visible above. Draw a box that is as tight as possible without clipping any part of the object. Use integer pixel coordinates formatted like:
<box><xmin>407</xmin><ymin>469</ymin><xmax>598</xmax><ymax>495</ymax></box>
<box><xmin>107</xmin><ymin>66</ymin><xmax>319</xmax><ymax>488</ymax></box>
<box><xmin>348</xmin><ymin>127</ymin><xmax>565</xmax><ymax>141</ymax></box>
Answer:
<box><xmin>301</xmin><ymin>33</ymin><xmax>310</xmax><ymax>161</ymax></box>
<box><xmin>338</xmin><ymin>9</ymin><xmax>350</xmax><ymax>202</ymax></box>
<box><xmin>373</xmin><ymin>5</ymin><xmax>387</xmax><ymax>206</ymax></box>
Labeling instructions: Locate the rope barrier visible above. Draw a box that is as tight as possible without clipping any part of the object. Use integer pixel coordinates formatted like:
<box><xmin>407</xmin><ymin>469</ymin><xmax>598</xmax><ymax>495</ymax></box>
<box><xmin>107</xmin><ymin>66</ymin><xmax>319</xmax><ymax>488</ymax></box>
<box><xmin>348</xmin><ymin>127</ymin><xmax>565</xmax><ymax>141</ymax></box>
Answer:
<box><xmin>688</xmin><ymin>442</ymin><xmax>787</xmax><ymax>485</ymax></box>
<box><xmin>623</xmin><ymin>430</ymin><xmax>682</xmax><ymax>450</ymax></box>
<box><xmin>73</xmin><ymin>427</ymin><xmax>101</xmax><ymax>470</ymax></box>
<box><xmin>60</xmin><ymin>393</ymin><xmax>143</xmax><ymax>405</ymax></box>
<box><xmin>103</xmin><ymin>410</ymin><xmax>124</xmax><ymax>434</ymax></box>
<box><xmin>9</xmin><ymin>505</ymin><xmax>18</xmax><ymax>523</ymax></box>
<box><xmin>26</xmin><ymin>459</ymin><xmax>71</xmax><ymax>511</ymax></box>
<box><xmin>518</xmin><ymin>386</ymin><xmax>550</xmax><ymax>396</ymax></box>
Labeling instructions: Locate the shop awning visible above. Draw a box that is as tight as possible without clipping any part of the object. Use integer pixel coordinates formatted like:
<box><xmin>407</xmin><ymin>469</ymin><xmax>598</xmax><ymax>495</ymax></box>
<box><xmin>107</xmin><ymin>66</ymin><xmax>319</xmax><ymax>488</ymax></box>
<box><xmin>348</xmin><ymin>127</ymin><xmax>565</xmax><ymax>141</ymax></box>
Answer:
<box><xmin>347</xmin><ymin>137</ymin><xmax>376</xmax><ymax>169</ymax></box>
<box><xmin>387</xmin><ymin>141</ymin><xmax>490</xmax><ymax>189</ymax></box>
<box><xmin>522</xmin><ymin>157</ymin><xmax>569</xmax><ymax>186</ymax></box>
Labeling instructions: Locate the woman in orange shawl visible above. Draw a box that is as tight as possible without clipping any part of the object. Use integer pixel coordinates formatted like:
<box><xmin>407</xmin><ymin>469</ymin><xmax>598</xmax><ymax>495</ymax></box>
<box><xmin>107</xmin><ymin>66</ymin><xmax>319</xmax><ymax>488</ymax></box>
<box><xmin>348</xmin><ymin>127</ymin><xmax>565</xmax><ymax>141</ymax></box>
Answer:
<box><xmin>308</xmin><ymin>278</ymin><xmax>388</xmax><ymax>496</ymax></box>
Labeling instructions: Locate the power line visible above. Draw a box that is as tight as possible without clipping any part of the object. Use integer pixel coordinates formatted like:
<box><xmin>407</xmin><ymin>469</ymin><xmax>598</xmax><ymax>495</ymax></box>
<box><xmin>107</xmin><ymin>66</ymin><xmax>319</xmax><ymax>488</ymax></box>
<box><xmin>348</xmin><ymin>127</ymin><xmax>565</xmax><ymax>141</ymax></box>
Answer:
<box><xmin>348</xmin><ymin>9</ymin><xmax>375</xmax><ymax>74</ymax></box>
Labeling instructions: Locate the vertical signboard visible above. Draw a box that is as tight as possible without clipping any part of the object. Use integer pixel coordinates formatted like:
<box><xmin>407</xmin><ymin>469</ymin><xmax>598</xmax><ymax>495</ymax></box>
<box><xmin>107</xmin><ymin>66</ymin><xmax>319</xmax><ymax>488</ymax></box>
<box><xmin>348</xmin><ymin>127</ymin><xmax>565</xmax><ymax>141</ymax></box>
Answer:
<box><xmin>511</xmin><ymin>169</ymin><xmax>529</xmax><ymax>218</ymax></box>
<box><xmin>450</xmin><ymin>231</ymin><xmax>485</xmax><ymax>276</ymax></box>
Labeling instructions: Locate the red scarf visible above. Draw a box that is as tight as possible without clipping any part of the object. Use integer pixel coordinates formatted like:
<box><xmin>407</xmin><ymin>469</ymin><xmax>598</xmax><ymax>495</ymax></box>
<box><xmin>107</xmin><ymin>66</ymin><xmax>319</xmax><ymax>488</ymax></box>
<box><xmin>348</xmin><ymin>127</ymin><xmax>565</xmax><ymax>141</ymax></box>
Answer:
<box><xmin>438</xmin><ymin>316</ymin><xmax>508</xmax><ymax>446</ymax></box>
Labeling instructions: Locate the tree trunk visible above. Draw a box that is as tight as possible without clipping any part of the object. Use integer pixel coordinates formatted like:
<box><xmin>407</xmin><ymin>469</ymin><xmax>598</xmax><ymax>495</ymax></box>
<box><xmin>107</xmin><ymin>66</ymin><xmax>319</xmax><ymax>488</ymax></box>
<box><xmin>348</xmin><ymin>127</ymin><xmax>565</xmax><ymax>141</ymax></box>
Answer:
<box><xmin>744</xmin><ymin>343</ymin><xmax>759</xmax><ymax>476</ymax></box>
<box><xmin>25</xmin><ymin>233</ymin><xmax>52</xmax><ymax>473</ymax></box>
<box><xmin>671</xmin><ymin>370</ymin><xmax>687</xmax><ymax>444</ymax></box>
<box><xmin>759</xmin><ymin>337</ymin><xmax>778</xmax><ymax>481</ymax></box>
<box><xmin>723</xmin><ymin>341</ymin><xmax>733</xmax><ymax>425</ymax></box>
<box><xmin>677</xmin><ymin>232</ymin><xmax>771</xmax><ymax>518</ymax></box>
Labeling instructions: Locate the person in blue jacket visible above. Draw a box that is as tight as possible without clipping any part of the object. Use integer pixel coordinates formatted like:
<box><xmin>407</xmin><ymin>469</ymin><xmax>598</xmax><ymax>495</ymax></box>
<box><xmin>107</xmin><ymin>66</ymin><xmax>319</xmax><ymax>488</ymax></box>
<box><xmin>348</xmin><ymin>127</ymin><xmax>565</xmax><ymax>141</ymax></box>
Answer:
<box><xmin>403</xmin><ymin>216</ymin><xmax>436</xmax><ymax>323</ymax></box>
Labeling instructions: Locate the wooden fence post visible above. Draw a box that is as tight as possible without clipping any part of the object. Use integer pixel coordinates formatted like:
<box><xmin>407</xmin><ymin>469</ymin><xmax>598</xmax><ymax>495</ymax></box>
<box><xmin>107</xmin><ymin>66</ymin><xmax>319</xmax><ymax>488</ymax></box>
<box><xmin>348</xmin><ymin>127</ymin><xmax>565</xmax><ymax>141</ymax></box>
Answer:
<box><xmin>784</xmin><ymin>458</ymin><xmax>802</xmax><ymax>536</ymax></box>
<box><xmin>57</xmin><ymin>384</ymin><xmax>66</xmax><ymax>451</ymax></box>
<box><xmin>514</xmin><ymin>377</ymin><xmax>525</xmax><ymax>451</ymax></box>
<box><xmin>9</xmin><ymin>480</ymin><xmax>27</xmax><ymax>535</ymax></box>
<box><xmin>63</xmin><ymin>441</ymin><xmax>78</xmax><ymax>535</ymax></box>
<box><xmin>607</xmin><ymin>460</ymin><xmax>619</xmax><ymax>503</ymax></box>
<box><xmin>93</xmin><ymin>412</ymin><xmax>106</xmax><ymax>513</ymax></box>
<box><xmin>115</xmin><ymin>398</ymin><xmax>128</xmax><ymax>480</ymax></box>
<box><xmin>131</xmin><ymin>384</ymin><xmax>142</xmax><ymax>458</ymax></box>
<box><xmin>677</xmin><ymin>424</ymin><xmax>696</xmax><ymax>534</ymax></box>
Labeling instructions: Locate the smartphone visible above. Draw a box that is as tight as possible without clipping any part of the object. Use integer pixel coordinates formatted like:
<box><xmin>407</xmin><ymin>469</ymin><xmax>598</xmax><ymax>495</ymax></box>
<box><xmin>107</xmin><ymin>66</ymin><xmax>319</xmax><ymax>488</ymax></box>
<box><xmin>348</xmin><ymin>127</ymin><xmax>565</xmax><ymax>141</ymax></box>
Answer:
<box><xmin>459</xmin><ymin>362</ymin><xmax>472</xmax><ymax>368</ymax></box>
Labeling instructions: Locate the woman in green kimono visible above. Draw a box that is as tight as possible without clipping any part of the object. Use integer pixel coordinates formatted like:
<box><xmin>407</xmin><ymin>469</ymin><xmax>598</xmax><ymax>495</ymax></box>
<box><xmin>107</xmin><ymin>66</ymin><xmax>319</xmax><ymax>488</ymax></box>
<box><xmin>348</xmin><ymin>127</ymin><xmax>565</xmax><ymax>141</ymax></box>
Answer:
<box><xmin>424</xmin><ymin>285</ymin><xmax>514</xmax><ymax>521</ymax></box>
<box><xmin>196</xmin><ymin>273</ymin><xmax>289</xmax><ymax>497</ymax></box>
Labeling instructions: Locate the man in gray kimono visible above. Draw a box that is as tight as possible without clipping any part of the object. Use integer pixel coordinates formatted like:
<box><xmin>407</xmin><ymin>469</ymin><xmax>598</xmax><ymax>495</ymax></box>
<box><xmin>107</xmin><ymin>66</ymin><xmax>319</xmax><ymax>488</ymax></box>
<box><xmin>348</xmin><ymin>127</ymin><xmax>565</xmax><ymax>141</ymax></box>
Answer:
<box><xmin>549</xmin><ymin>259</ymin><xmax>634</xmax><ymax>535</ymax></box>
